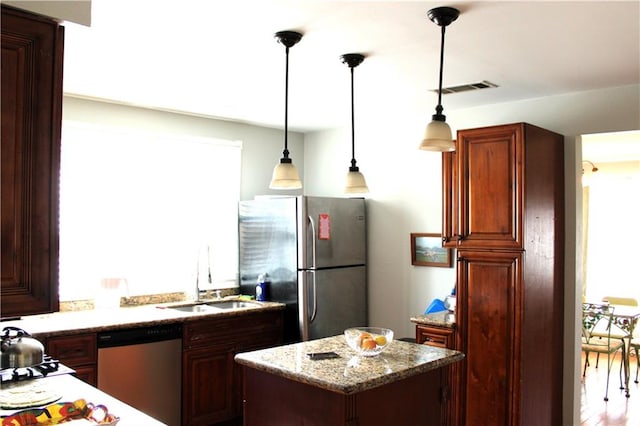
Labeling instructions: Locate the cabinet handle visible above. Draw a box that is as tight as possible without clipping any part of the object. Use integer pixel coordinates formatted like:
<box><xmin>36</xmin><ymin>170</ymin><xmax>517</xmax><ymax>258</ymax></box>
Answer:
<box><xmin>441</xmin><ymin>384</ymin><xmax>451</xmax><ymax>402</ymax></box>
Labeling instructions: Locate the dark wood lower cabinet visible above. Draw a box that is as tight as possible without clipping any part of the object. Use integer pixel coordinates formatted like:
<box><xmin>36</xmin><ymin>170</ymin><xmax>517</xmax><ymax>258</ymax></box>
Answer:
<box><xmin>46</xmin><ymin>333</ymin><xmax>97</xmax><ymax>386</ymax></box>
<box><xmin>182</xmin><ymin>310</ymin><xmax>284</xmax><ymax>426</ymax></box>
<box><xmin>456</xmin><ymin>251</ymin><xmax>522</xmax><ymax>425</ymax></box>
<box><xmin>416</xmin><ymin>324</ymin><xmax>457</xmax><ymax>426</ymax></box>
<box><xmin>183</xmin><ymin>346</ymin><xmax>235</xmax><ymax>424</ymax></box>
<box><xmin>242</xmin><ymin>366</ymin><xmax>443</xmax><ymax>426</ymax></box>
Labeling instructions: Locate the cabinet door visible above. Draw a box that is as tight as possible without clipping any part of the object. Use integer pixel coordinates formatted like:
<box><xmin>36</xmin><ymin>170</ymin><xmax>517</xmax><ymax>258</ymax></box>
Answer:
<box><xmin>183</xmin><ymin>346</ymin><xmax>235</xmax><ymax>426</ymax></box>
<box><xmin>1</xmin><ymin>6</ymin><xmax>63</xmax><ymax>317</ymax></box>
<box><xmin>457</xmin><ymin>124</ymin><xmax>524</xmax><ymax>250</ymax></box>
<box><xmin>456</xmin><ymin>250</ymin><xmax>523</xmax><ymax>426</ymax></box>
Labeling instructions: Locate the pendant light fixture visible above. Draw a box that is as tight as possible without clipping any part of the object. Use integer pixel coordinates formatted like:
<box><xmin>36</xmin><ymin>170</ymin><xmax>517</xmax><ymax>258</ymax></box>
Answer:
<box><xmin>419</xmin><ymin>6</ymin><xmax>460</xmax><ymax>152</ymax></box>
<box><xmin>269</xmin><ymin>31</ymin><xmax>303</xmax><ymax>190</ymax></box>
<box><xmin>341</xmin><ymin>53</ymin><xmax>369</xmax><ymax>194</ymax></box>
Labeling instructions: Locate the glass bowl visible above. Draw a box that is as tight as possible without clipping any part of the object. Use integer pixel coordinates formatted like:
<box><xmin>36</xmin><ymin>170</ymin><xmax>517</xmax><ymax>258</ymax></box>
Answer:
<box><xmin>344</xmin><ymin>327</ymin><xmax>394</xmax><ymax>357</ymax></box>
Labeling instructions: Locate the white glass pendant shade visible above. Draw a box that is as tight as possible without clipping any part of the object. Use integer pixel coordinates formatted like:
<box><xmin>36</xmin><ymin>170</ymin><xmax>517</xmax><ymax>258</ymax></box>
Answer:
<box><xmin>345</xmin><ymin>170</ymin><xmax>369</xmax><ymax>194</ymax></box>
<box><xmin>269</xmin><ymin>160</ymin><xmax>302</xmax><ymax>189</ymax></box>
<box><xmin>419</xmin><ymin>119</ymin><xmax>455</xmax><ymax>152</ymax></box>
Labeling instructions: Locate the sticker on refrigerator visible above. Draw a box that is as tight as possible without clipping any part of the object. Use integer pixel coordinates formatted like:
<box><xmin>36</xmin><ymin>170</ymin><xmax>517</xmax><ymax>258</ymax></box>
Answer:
<box><xmin>318</xmin><ymin>214</ymin><xmax>330</xmax><ymax>240</ymax></box>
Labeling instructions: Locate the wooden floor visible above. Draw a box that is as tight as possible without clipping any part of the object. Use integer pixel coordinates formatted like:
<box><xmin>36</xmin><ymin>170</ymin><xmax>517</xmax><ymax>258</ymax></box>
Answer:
<box><xmin>581</xmin><ymin>350</ymin><xmax>640</xmax><ymax>425</ymax></box>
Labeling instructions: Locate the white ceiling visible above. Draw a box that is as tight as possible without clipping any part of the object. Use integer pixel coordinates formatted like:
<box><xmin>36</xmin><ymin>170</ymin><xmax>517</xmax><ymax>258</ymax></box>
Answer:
<box><xmin>56</xmin><ymin>1</ymin><xmax>639</xmax><ymax>133</ymax></box>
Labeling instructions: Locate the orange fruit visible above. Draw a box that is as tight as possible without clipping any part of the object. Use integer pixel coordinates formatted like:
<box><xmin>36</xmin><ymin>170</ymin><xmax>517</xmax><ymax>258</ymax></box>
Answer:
<box><xmin>358</xmin><ymin>332</ymin><xmax>372</xmax><ymax>345</ymax></box>
<box><xmin>374</xmin><ymin>335</ymin><xmax>387</xmax><ymax>346</ymax></box>
<box><xmin>361</xmin><ymin>337</ymin><xmax>376</xmax><ymax>350</ymax></box>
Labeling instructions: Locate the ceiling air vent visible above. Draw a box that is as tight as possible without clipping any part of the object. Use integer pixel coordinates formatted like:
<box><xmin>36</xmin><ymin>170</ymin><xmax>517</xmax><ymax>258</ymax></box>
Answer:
<box><xmin>432</xmin><ymin>80</ymin><xmax>498</xmax><ymax>94</ymax></box>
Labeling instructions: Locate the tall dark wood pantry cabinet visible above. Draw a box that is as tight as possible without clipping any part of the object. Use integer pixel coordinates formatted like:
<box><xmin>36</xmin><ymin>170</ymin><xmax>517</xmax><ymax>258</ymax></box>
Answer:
<box><xmin>1</xmin><ymin>5</ymin><xmax>64</xmax><ymax>317</ymax></box>
<box><xmin>443</xmin><ymin>123</ymin><xmax>564</xmax><ymax>425</ymax></box>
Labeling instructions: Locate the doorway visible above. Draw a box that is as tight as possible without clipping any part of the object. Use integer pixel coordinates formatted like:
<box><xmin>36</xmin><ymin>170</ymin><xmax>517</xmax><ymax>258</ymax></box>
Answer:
<box><xmin>577</xmin><ymin>129</ymin><xmax>640</xmax><ymax>420</ymax></box>
<box><xmin>580</xmin><ymin>130</ymin><xmax>640</xmax><ymax>302</ymax></box>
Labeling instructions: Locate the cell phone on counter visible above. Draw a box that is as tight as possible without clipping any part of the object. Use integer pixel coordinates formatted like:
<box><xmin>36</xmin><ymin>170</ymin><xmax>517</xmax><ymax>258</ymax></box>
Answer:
<box><xmin>307</xmin><ymin>351</ymin><xmax>340</xmax><ymax>360</ymax></box>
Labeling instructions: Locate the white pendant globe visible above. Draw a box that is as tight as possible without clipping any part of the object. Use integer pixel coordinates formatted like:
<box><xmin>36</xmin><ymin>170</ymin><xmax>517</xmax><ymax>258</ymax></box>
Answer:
<box><xmin>269</xmin><ymin>162</ymin><xmax>302</xmax><ymax>190</ymax></box>
<box><xmin>345</xmin><ymin>170</ymin><xmax>369</xmax><ymax>194</ymax></box>
<box><xmin>419</xmin><ymin>119</ymin><xmax>455</xmax><ymax>152</ymax></box>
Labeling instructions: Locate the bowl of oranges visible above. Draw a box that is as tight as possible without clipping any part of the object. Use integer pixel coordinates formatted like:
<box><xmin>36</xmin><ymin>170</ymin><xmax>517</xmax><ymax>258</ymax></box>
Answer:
<box><xmin>344</xmin><ymin>327</ymin><xmax>394</xmax><ymax>357</ymax></box>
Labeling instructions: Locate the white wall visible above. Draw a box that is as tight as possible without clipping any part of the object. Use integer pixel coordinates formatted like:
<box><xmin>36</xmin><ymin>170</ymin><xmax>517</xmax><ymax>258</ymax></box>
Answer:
<box><xmin>63</xmin><ymin>96</ymin><xmax>304</xmax><ymax>201</ymax></box>
<box><xmin>303</xmin><ymin>83</ymin><xmax>640</xmax><ymax>426</ymax></box>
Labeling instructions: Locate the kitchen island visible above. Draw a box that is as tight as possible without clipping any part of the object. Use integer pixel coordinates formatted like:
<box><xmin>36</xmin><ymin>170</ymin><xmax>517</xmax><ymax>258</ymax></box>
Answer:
<box><xmin>235</xmin><ymin>335</ymin><xmax>464</xmax><ymax>426</ymax></box>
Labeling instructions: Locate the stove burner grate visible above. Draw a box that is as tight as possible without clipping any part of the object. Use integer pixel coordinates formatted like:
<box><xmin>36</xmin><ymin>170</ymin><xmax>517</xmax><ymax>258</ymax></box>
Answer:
<box><xmin>0</xmin><ymin>356</ymin><xmax>61</xmax><ymax>385</ymax></box>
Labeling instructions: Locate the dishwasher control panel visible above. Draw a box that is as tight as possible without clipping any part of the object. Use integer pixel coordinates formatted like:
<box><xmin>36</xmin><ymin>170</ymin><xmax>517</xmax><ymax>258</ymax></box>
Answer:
<box><xmin>97</xmin><ymin>323</ymin><xmax>182</xmax><ymax>348</ymax></box>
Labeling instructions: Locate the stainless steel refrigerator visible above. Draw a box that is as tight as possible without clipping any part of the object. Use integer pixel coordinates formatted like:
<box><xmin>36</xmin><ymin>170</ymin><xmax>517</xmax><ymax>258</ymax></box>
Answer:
<box><xmin>238</xmin><ymin>196</ymin><xmax>367</xmax><ymax>343</ymax></box>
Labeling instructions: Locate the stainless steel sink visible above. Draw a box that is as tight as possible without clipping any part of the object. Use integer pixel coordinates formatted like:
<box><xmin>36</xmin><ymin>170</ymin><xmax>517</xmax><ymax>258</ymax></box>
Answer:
<box><xmin>167</xmin><ymin>300</ymin><xmax>259</xmax><ymax>313</ymax></box>
<box><xmin>169</xmin><ymin>304</ymin><xmax>219</xmax><ymax>313</ymax></box>
<box><xmin>205</xmin><ymin>301</ymin><xmax>259</xmax><ymax>310</ymax></box>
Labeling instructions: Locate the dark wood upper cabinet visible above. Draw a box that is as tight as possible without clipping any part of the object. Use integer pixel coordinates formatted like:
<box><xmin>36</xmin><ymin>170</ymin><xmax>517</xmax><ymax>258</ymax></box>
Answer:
<box><xmin>457</xmin><ymin>124</ymin><xmax>524</xmax><ymax>250</ymax></box>
<box><xmin>1</xmin><ymin>5</ymin><xmax>64</xmax><ymax>317</ymax></box>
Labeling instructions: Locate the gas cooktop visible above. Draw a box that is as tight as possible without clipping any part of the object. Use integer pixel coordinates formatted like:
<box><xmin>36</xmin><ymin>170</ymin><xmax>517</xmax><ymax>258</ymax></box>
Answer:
<box><xmin>0</xmin><ymin>356</ymin><xmax>75</xmax><ymax>385</ymax></box>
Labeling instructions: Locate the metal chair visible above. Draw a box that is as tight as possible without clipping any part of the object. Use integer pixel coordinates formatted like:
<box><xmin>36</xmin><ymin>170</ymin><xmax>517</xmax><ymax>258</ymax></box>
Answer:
<box><xmin>631</xmin><ymin>338</ymin><xmax>640</xmax><ymax>384</ymax></box>
<box><xmin>581</xmin><ymin>302</ymin><xmax>625</xmax><ymax>401</ymax></box>
<box><xmin>590</xmin><ymin>297</ymin><xmax>637</xmax><ymax>368</ymax></box>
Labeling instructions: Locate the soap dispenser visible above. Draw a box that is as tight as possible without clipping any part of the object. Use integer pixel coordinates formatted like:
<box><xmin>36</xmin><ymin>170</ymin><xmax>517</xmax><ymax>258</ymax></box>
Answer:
<box><xmin>256</xmin><ymin>273</ymin><xmax>270</xmax><ymax>302</ymax></box>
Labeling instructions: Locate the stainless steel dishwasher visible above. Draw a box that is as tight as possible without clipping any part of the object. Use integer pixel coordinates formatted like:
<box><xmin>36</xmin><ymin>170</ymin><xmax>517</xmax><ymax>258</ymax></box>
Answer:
<box><xmin>97</xmin><ymin>323</ymin><xmax>182</xmax><ymax>426</ymax></box>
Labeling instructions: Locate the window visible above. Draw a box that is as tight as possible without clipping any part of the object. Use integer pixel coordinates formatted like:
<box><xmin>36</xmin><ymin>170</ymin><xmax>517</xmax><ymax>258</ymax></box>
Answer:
<box><xmin>583</xmin><ymin>161</ymin><xmax>640</xmax><ymax>302</ymax></box>
<box><xmin>59</xmin><ymin>121</ymin><xmax>241</xmax><ymax>301</ymax></box>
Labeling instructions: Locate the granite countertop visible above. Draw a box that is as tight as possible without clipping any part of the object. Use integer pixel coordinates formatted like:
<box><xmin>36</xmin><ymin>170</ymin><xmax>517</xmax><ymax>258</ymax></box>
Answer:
<box><xmin>0</xmin><ymin>299</ymin><xmax>285</xmax><ymax>338</ymax></box>
<box><xmin>234</xmin><ymin>335</ymin><xmax>464</xmax><ymax>395</ymax></box>
<box><xmin>410</xmin><ymin>311</ymin><xmax>456</xmax><ymax>328</ymax></box>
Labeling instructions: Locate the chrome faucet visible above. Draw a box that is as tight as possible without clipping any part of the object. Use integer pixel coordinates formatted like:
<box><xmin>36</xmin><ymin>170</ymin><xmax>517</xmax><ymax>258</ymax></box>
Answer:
<box><xmin>194</xmin><ymin>257</ymin><xmax>201</xmax><ymax>302</ymax></box>
<box><xmin>194</xmin><ymin>245</ymin><xmax>218</xmax><ymax>302</ymax></box>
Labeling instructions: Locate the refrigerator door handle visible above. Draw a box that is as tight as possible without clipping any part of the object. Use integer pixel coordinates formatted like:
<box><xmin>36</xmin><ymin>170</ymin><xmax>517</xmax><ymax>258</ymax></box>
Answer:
<box><xmin>307</xmin><ymin>215</ymin><xmax>317</xmax><ymax>269</ymax></box>
<box><xmin>309</xmin><ymin>271</ymin><xmax>317</xmax><ymax>323</ymax></box>
<box><xmin>299</xmin><ymin>271</ymin><xmax>309</xmax><ymax>341</ymax></box>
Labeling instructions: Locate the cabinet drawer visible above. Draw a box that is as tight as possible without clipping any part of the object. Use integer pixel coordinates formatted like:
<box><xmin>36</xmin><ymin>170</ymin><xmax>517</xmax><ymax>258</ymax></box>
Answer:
<box><xmin>416</xmin><ymin>325</ymin><xmax>455</xmax><ymax>349</ymax></box>
<box><xmin>184</xmin><ymin>310</ymin><xmax>283</xmax><ymax>349</ymax></box>
<box><xmin>47</xmin><ymin>333</ymin><xmax>97</xmax><ymax>365</ymax></box>
<box><xmin>72</xmin><ymin>365</ymin><xmax>97</xmax><ymax>386</ymax></box>
<box><xmin>421</xmin><ymin>333</ymin><xmax>448</xmax><ymax>348</ymax></box>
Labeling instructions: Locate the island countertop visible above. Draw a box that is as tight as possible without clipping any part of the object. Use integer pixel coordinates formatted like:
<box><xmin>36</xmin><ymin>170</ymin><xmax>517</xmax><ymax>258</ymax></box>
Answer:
<box><xmin>234</xmin><ymin>334</ymin><xmax>464</xmax><ymax>395</ymax></box>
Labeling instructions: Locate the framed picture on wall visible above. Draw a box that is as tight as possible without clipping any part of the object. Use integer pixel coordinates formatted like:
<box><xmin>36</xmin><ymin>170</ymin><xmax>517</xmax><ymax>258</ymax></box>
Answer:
<box><xmin>410</xmin><ymin>233</ymin><xmax>452</xmax><ymax>267</ymax></box>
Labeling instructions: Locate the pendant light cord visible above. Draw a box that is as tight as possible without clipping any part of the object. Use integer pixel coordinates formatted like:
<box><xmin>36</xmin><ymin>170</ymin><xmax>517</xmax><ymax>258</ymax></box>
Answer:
<box><xmin>435</xmin><ymin>24</ymin><xmax>446</xmax><ymax>119</ymax></box>
<box><xmin>350</xmin><ymin>65</ymin><xmax>357</xmax><ymax>170</ymax></box>
<box><xmin>282</xmin><ymin>46</ymin><xmax>290</xmax><ymax>159</ymax></box>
